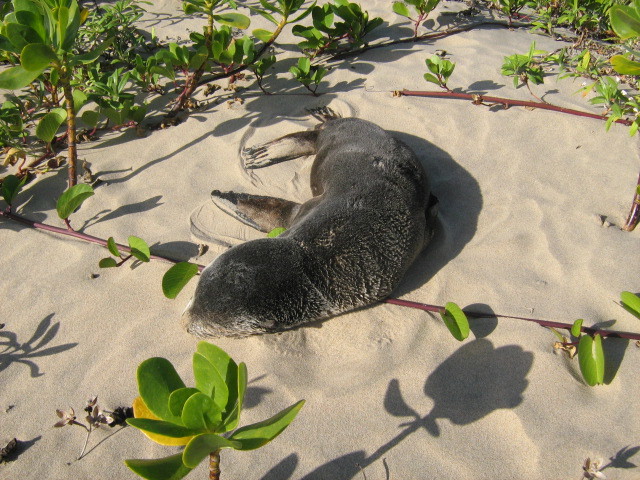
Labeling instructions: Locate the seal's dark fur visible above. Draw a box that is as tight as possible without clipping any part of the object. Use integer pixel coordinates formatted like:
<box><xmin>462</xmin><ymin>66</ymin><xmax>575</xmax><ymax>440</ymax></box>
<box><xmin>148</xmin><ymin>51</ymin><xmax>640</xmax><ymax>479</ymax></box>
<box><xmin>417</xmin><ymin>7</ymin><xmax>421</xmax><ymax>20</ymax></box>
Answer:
<box><xmin>183</xmin><ymin>118</ymin><xmax>437</xmax><ymax>337</ymax></box>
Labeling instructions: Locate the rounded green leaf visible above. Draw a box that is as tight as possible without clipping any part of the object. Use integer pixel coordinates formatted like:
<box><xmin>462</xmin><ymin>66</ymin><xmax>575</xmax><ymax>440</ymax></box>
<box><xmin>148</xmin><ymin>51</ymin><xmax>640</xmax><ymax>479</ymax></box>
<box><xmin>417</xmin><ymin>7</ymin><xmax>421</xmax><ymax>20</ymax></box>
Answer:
<box><xmin>72</xmin><ymin>88</ymin><xmax>87</xmax><ymax>112</ymax></box>
<box><xmin>128</xmin><ymin>235</ymin><xmax>150</xmax><ymax>262</ymax></box>
<box><xmin>56</xmin><ymin>183</ymin><xmax>94</xmax><ymax>220</ymax></box>
<box><xmin>1</xmin><ymin>174</ymin><xmax>26</xmax><ymax>206</ymax></box>
<box><xmin>81</xmin><ymin>110</ymin><xmax>99</xmax><ymax>128</ymax></box>
<box><xmin>267</xmin><ymin>227</ymin><xmax>287</xmax><ymax>237</ymax></box>
<box><xmin>578</xmin><ymin>334</ymin><xmax>605</xmax><ymax>386</ymax></box>
<box><xmin>127</xmin><ymin>418</ymin><xmax>199</xmax><ymax>438</ymax></box>
<box><xmin>212</xmin><ymin>12</ymin><xmax>251</xmax><ymax>29</ymax></box>
<box><xmin>181</xmin><ymin>392</ymin><xmax>221</xmax><ymax>431</ymax></box>
<box><xmin>571</xmin><ymin>319</ymin><xmax>583</xmax><ymax>338</ymax></box>
<box><xmin>298</xmin><ymin>56</ymin><xmax>310</xmax><ymax>74</ymax></box>
<box><xmin>0</xmin><ymin>65</ymin><xmax>44</xmax><ymax>90</ymax></box>
<box><xmin>392</xmin><ymin>1</ymin><xmax>411</xmax><ymax>17</ymax></box>
<box><xmin>20</xmin><ymin>43</ymin><xmax>58</xmax><ymax>72</ymax></box>
<box><xmin>137</xmin><ymin>357</ymin><xmax>186</xmax><ymax>423</ymax></box>
<box><xmin>106</xmin><ymin>237</ymin><xmax>121</xmax><ymax>257</ymax></box>
<box><xmin>610</xmin><ymin>55</ymin><xmax>640</xmax><ymax>75</ymax></box>
<box><xmin>253</xmin><ymin>28</ymin><xmax>274</xmax><ymax>42</ymax></box>
<box><xmin>229</xmin><ymin>399</ymin><xmax>305</xmax><ymax>450</ymax></box>
<box><xmin>99</xmin><ymin>257</ymin><xmax>118</xmax><ymax>268</ymax></box>
<box><xmin>439</xmin><ymin>302</ymin><xmax>470</xmax><ymax>341</ymax></box>
<box><xmin>193</xmin><ymin>353</ymin><xmax>228</xmax><ymax>410</ymax></box>
<box><xmin>162</xmin><ymin>262</ymin><xmax>199</xmax><ymax>299</ymax></box>
<box><xmin>36</xmin><ymin>107</ymin><xmax>67</xmax><ymax>143</ymax></box>
<box><xmin>610</xmin><ymin>4</ymin><xmax>640</xmax><ymax>40</ymax></box>
<box><xmin>423</xmin><ymin>73</ymin><xmax>440</xmax><ymax>85</ymax></box>
<box><xmin>182</xmin><ymin>434</ymin><xmax>241</xmax><ymax>469</ymax></box>
<box><xmin>169</xmin><ymin>388</ymin><xmax>201</xmax><ymax>417</ymax></box>
<box><xmin>620</xmin><ymin>291</ymin><xmax>640</xmax><ymax>319</ymax></box>
<box><xmin>125</xmin><ymin>453</ymin><xmax>193</xmax><ymax>480</ymax></box>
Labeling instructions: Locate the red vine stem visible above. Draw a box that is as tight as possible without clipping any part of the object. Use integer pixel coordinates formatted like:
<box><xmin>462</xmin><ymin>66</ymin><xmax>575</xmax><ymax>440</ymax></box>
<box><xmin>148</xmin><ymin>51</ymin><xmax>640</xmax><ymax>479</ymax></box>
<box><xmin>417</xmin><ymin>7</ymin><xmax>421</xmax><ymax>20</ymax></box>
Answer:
<box><xmin>398</xmin><ymin>89</ymin><xmax>633</xmax><ymax>126</ymax></box>
<box><xmin>384</xmin><ymin>298</ymin><xmax>640</xmax><ymax>340</ymax></box>
<box><xmin>1</xmin><ymin>210</ymin><xmax>637</xmax><ymax>338</ymax></box>
<box><xmin>0</xmin><ymin>209</ymin><xmax>185</xmax><ymax>266</ymax></box>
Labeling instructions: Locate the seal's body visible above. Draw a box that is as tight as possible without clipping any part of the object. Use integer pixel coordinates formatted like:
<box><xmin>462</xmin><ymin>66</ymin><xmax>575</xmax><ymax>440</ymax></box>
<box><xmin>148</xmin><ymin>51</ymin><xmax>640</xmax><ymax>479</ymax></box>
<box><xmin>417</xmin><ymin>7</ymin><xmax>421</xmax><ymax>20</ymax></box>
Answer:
<box><xmin>183</xmin><ymin>117</ymin><xmax>438</xmax><ymax>338</ymax></box>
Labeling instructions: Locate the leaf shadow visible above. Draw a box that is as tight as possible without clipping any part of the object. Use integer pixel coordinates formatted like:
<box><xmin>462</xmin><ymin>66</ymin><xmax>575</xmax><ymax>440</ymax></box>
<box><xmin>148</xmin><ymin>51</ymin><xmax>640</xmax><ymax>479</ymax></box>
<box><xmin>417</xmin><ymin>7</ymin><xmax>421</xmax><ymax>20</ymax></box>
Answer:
<box><xmin>292</xmin><ymin>339</ymin><xmax>533</xmax><ymax>479</ymax></box>
<box><xmin>0</xmin><ymin>315</ymin><xmax>78</xmax><ymax>377</ymax></box>
<box><xmin>603</xmin><ymin>445</ymin><xmax>640</xmax><ymax>470</ymax></box>
<box><xmin>80</xmin><ymin>195</ymin><xmax>164</xmax><ymax>229</ymax></box>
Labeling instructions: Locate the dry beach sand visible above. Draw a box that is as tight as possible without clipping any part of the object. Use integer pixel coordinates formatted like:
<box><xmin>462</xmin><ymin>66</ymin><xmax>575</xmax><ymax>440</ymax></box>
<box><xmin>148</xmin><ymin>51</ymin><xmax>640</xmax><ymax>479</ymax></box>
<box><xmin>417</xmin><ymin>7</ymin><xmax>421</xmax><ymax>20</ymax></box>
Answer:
<box><xmin>1</xmin><ymin>1</ymin><xmax>639</xmax><ymax>479</ymax></box>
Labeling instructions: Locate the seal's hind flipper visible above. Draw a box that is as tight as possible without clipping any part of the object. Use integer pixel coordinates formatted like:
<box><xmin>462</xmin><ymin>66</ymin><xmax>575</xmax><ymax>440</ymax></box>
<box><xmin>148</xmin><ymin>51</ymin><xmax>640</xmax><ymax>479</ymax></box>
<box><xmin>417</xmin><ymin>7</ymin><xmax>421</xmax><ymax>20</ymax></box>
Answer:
<box><xmin>211</xmin><ymin>190</ymin><xmax>300</xmax><ymax>233</ymax></box>
<box><xmin>241</xmin><ymin>130</ymin><xmax>318</xmax><ymax>169</ymax></box>
<box><xmin>306</xmin><ymin>106</ymin><xmax>341</xmax><ymax>123</ymax></box>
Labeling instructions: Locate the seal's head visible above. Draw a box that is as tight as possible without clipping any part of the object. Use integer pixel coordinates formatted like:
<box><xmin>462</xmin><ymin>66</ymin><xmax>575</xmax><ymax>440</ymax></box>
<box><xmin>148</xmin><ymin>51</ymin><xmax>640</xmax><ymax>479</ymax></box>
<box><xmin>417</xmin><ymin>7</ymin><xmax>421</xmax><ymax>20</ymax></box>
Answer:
<box><xmin>182</xmin><ymin>237</ymin><xmax>328</xmax><ymax>338</ymax></box>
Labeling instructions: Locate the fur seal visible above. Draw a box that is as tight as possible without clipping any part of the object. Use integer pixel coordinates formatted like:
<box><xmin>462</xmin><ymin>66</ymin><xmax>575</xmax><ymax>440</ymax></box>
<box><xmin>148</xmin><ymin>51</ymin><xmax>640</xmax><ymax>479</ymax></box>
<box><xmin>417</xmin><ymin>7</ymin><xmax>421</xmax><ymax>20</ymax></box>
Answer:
<box><xmin>183</xmin><ymin>113</ymin><xmax>438</xmax><ymax>338</ymax></box>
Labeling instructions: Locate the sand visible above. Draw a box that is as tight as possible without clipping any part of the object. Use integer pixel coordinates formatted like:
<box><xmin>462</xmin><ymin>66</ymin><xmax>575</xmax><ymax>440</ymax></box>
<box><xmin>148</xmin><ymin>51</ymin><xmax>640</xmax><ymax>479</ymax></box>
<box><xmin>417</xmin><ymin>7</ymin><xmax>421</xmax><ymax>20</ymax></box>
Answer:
<box><xmin>1</xmin><ymin>1</ymin><xmax>639</xmax><ymax>479</ymax></box>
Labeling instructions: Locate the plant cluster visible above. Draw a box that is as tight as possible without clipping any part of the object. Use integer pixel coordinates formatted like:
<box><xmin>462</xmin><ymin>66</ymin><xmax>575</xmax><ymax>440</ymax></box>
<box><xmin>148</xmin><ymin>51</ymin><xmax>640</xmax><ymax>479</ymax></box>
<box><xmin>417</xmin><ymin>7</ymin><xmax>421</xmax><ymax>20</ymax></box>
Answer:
<box><xmin>392</xmin><ymin>0</ymin><xmax>441</xmax><ymax>38</ymax></box>
<box><xmin>125</xmin><ymin>342</ymin><xmax>304</xmax><ymax>480</ymax></box>
<box><xmin>54</xmin><ymin>396</ymin><xmax>132</xmax><ymax>460</ymax></box>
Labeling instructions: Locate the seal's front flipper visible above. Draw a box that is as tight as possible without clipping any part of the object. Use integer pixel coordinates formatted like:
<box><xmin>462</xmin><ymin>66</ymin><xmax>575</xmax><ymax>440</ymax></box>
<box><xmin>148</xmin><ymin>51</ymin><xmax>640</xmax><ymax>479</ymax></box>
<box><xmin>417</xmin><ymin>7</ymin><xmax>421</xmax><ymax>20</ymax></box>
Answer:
<box><xmin>241</xmin><ymin>130</ymin><xmax>318</xmax><ymax>169</ymax></box>
<box><xmin>211</xmin><ymin>190</ymin><xmax>300</xmax><ymax>233</ymax></box>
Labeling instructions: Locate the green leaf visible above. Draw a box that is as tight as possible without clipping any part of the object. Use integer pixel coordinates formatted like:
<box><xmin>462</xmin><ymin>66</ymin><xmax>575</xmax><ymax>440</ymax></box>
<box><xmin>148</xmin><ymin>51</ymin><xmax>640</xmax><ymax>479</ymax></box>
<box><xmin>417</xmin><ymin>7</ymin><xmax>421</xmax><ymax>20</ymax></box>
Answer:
<box><xmin>137</xmin><ymin>357</ymin><xmax>186</xmax><ymax>423</ymax></box>
<box><xmin>253</xmin><ymin>28</ymin><xmax>274</xmax><ymax>42</ymax></box>
<box><xmin>1</xmin><ymin>174</ymin><xmax>26</xmax><ymax>206</ymax></box>
<box><xmin>162</xmin><ymin>262</ymin><xmax>199</xmax><ymax>299</ymax></box>
<box><xmin>181</xmin><ymin>392</ymin><xmax>222</xmax><ymax>431</ymax></box>
<box><xmin>610</xmin><ymin>4</ymin><xmax>640</xmax><ymax>40</ymax></box>
<box><xmin>229</xmin><ymin>400</ymin><xmax>304</xmax><ymax>450</ymax></box>
<box><xmin>267</xmin><ymin>227</ymin><xmax>287</xmax><ymax>237</ymax></box>
<box><xmin>392</xmin><ymin>2</ymin><xmax>411</xmax><ymax>18</ymax></box>
<box><xmin>36</xmin><ymin>107</ymin><xmax>67</xmax><ymax>143</ymax></box>
<box><xmin>168</xmin><ymin>388</ymin><xmax>201</xmax><ymax>417</ymax></box>
<box><xmin>610</xmin><ymin>55</ymin><xmax>640</xmax><ymax>75</ymax></box>
<box><xmin>125</xmin><ymin>454</ymin><xmax>193</xmax><ymax>480</ymax></box>
<box><xmin>423</xmin><ymin>73</ymin><xmax>440</xmax><ymax>85</ymax></box>
<box><xmin>20</xmin><ymin>43</ymin><xmax>58</xmax><ymax>72</ymax></box>
<box><xmin>72</xmin><ymin>88</ymin><xmax>87</xmax><ymax>112</ymax></box>
<box><xmin>182</xmin><ymin>434</ymin><xmax>241</xmax><ymax>469</ymax></box>
<box><xmin>127</xmin><ymin>418</ymin><xmax>200</xmax><ymax>438</ymax></box>
<box><xmin>0</xmin><ymin>65</ymin><xmax>43</xmax><ymax>90</ymax></box>
<box><xmin>571</xmin><ymin>319</ymin><xmax>583</xmax><ymax>338</ymax></box>
<box><xmin>106</xmin><ymin>236</ymin><xmax>121</xmax><ymax>257</ymax></box>
<box><xmin>620</xmin><ymin>291</ymin><xmax>640</xmax><ymax>319</ymax></box>
<box><xmin>212</xmin><ymin>12</ymin><xmax>250</xmax><ymax>29</ymax></box>
<box><xmin>72</xmin><ymin>39</ymin><xmax>113</xmax><ymax>64</ymax></box>
<box><xmin>81</xmin><ymin>110</ymin><xmax>99</xmax><ymax>127</ymax></box>
<box><xmin>297</xmin><ymin>56</ymin><xmax>310</xmax><ymax>74</ymax></box>
<box><xmin>99</xmin><ymin>257</ymin><xmax>118</xmax><ymax>268</ymax></box>
<box><xmin>128</xmin><ymin>235</ymin><xmax>150</xmax><ymax>262</ymax></box>
<box><xmin>193</xmin><ymin>353</ymin><xmax>228</xmax><ymax>411</ymax></box>
<box><xmin>56</xmin><ymin>183</ymin><xmax>94</xmax><ymax>220</ymax></box>
<box><xmin>222</xmin><ymin>361</ymin><xmax>246</xmax><ymax>431</ymax></box>
<box><xmin>195</xmin><ymin>343</ymin><xmax>239</xmax><ymax>417</ymax></box>
<box><xmin>578</xmin><ymin>334</ymin><xmax>605</xmax><ymax>386</ymax></box>
<box><xmin>439</xmin><ymin>302</ymin><xmax>470</xmax><ymax>341</ymax></box>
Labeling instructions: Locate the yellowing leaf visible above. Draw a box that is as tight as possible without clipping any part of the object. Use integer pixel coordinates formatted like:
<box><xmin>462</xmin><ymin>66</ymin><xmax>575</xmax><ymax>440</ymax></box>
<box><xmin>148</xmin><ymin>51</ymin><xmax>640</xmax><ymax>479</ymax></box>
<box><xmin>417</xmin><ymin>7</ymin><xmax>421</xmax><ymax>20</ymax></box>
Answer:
<box><xmin>132</xmin><ymin>397</ymin><xmax>193</xmax><ymax>446</ymax></box>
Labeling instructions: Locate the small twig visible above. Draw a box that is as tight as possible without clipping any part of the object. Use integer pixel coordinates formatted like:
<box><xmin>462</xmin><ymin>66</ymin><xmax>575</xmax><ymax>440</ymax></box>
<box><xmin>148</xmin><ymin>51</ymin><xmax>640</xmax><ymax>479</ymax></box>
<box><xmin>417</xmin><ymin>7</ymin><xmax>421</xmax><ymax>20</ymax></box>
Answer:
<box><xmin>331</xmin><ymin>20</ymin><xmax>533</xmax><ymax>60</ymax></box>
<box><xmin>622</xmin><ymin>172</ymin><xmax>640</xmax><ymax>232</ymax></box>
<box><xmin>78</xmin><ymin>424</ymin><xmax>92</xmax><ymax>460</ymax></box>
<box><xmin>384</xmin><ymin>298</ymin><xmax>640</xmax><ymax>340</ymax></box>
<box><xmin>397</xmin><ymin>89</ymin><xmax>634</xmax><ymax>126</ymax></box>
